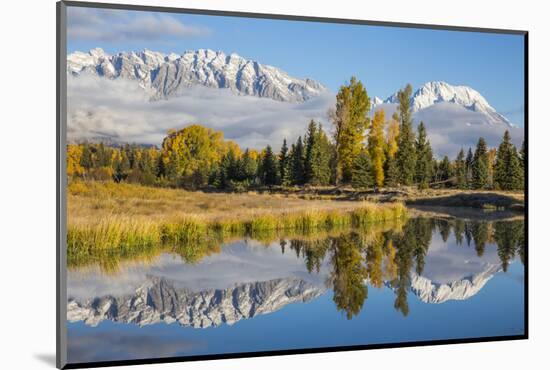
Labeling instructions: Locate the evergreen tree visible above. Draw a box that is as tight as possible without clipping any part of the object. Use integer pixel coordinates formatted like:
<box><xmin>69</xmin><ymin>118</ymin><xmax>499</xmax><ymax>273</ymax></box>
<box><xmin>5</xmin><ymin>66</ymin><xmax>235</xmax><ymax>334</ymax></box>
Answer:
<box><xmin>487</xmin><ymin>148</ymin><xmax>497</xmax><ymax>189</ymax></box>
<box><xmin>454</xmin><ymin>148</ymin><xmax>467</xmax><ymax>189</ymax></box>
<box><xmin>495</xmin><ymin>131</ymin><xmax>523</xmax><ymax>190</ymax></box>
<box><xmin>351</xmin><ymin>150</ymin><xmax>373</xmax><ymax>189</ymax></box>
<box><xmin>508</xmin><ymin>146</ymin><xmax>522</xmax><ymax>190</ymax></box>
<box><xmin>368</xmin><ymin>109</ymin><xmax>386</xmax><ymax>189</ymax></box>
<box><xmin>465</xmin><ymin>147</ymin><xmax>474</xmax><ymax>188</ymax></box>
<box><xmin>80</xmin><ymin>144</ymin><xmax>94</xmax><ymax>170</ymax></box>
<box><xmin>279</xmin><ymin>139</ymin><xmax>291</xmax><ymax>186</ymax></box>
<box><xmin>290</xmin><ymin>136</ymin><xmax>305</xmax><ymax>185</ymax></box>
<box><xmin>519</xmin><ymin>141</ymin><xmax>525</xmax><ymax>189</ymax></box>
<box><xmin>260</xmin><ymin>145</ymin><xmax>279</xmax><ymax>186</ymax></box>
<box><xmin>472</xmin><ymin>137</ymin><xmax>489</xmax><ymax>189</ymax></box>
<box><xmin>437</xmin><ymin>156</ymin><xmax>452</xmax><ymax>185</ymax></box>
<box><xmin>395</xmin><ymin>84</ymin><xmax>416</xmax><ymax>185</ymax></box>
<box><xmin>304</xmin><ymin>120</ymin><xmax>318</xmax><ymax>183</ymax></box>
<box><xmin>414</xmin><ymin>121</ymin><xmax>434</xmax><ymax>189</ymax></box>
<box><xmin>218</xmin><ymin>148</ymin><xmax>238</xmax><ymax>188</ymax></box>
<box><xmin>331</xmin><ymin>77</ymin><xmax>370</xmax><ymax>184</ymax></box>
<box><xmin>156</xmin><ymin>153</ymin><xmax>166</xmax><ymax>178</ymax></box>
<box><xmin>240</xmin><ymin>149</ymin><xmax>258</xmax><ymax>182</ymax></box>
<box><xmin>308</xmin><ymin>124</ymin><xmax>333</xmax><ymax>185</ymax></box>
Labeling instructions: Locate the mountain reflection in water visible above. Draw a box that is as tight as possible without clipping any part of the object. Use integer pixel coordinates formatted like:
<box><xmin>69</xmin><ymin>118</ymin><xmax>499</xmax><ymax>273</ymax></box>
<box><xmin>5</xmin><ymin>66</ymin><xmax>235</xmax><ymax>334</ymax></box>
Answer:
<box><xmin>67</xmin><ymin>217</ymin><xmax>525</xmax><ymax>327</ymax></box>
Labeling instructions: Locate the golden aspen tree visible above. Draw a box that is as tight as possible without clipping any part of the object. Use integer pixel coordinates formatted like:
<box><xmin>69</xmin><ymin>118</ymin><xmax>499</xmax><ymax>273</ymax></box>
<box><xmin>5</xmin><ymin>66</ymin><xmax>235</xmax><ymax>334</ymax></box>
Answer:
<box><xmin>368</xmin><ymin>109</ymin><xmax>386</xmax><ymax>188</ymax></box>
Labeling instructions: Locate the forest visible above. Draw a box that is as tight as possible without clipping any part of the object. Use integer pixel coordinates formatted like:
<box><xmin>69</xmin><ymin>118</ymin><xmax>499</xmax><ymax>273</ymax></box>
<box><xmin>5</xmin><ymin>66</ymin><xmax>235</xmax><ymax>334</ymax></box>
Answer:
<box><xmin>67</xmin><ymin>78</ymin><xmax>525</xmax><ymax>192</ymax></box>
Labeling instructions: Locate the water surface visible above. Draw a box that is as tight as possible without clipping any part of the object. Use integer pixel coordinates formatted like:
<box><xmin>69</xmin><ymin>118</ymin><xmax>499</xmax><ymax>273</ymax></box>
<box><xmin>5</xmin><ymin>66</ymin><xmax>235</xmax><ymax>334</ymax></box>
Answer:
<box><xmin>66</xmin><ymin>216</ymin><xmax>525</xmax><ymax>364</ymax></box>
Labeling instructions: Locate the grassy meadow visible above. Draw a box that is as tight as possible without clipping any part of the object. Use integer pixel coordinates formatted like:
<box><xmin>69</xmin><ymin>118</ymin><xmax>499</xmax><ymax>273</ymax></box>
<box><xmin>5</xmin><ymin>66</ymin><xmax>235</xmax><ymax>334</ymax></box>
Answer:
<box><xmin>67</xmin><ymin>181</ymin><xmax>407</xmax><ymax>255</ymax></box>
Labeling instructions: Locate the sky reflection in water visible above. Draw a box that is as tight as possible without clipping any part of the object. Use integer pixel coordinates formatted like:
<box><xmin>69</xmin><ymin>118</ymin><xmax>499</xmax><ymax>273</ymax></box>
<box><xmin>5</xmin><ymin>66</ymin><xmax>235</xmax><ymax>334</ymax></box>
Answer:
<box><xmin>67</xmin><ymin>217</ymin><xmax>525</xmax><ymax>364</ymax></box>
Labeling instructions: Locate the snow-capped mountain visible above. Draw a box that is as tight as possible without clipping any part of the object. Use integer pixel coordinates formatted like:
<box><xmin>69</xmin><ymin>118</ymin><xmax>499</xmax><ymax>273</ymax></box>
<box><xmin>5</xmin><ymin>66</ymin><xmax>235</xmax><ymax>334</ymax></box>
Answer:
<box><xmin>378</xmin><ymin>81</ymin><xmax>513</xmax><ymax>127</ymax></box>
<box><xmin>67</xmin><ymin>276</ymin><xmax>325</xmax><ymax>328</ymax></box>
<box><xmin>67</xmin><ymin>48</ymin><xmax>325</xmax><ymax>103</ymax></box>
<box><xmin>372</xmin><ymin>96</ymin><xmax>383</xmax><ymax>105</ymax></box>
<box><xmin>409</xmin><ymin>264</ymin><xmax>501</xmax><ymax>304</ymax></box>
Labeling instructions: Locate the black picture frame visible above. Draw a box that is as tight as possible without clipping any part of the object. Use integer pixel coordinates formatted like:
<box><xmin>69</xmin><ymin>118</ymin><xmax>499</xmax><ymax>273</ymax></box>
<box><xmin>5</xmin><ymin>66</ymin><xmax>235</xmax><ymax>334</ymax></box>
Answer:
<box><xmin>56</xmin><ymin>1</ymin><xmax>529</xmax><ymax>368</ymax></box>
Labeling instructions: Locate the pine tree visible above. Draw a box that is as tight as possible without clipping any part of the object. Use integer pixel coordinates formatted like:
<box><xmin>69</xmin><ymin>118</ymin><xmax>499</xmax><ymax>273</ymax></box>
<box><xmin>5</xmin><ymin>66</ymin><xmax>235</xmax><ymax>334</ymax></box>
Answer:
<box><xmin>241</xmin><ymin>149</ymin><xmax>258</xmax><ymax>182</ymax></box>
<box><xmin>384</xmin><ymin>112</ymin><xmax>400</xmax><ymax>187</ymax></box>
<box><xmin>261</xmin><ymin>145</ymin><xmax>279</xmax><ymax>186</ymax></box>
<box><xmin>218</xmin><ymin>148</ymin><xmax>238</xmax><ymax>188</ymax></box>
<box><xmin>290</xmin><ymin>136</ymin><xmax>305</xmax><ymax>185</ymax></box>
<box><xmin>304</xmin><ymin>120</ymin><xmax>318</xmax><ymax>183</ymax></box>
<box><xmin>414</xmin><ymin>121</ymin><xmax>434</xmax><ymax>189</ymax></box>
<box><xmin>308</xmin><ymin>124</ymin><xmax>332</xmax><ymax>185</ymax></box>
<box><xmin>351</xmin><ymin>150</ymin><xmax>373</xmax><ymax>189</ymax></box>
<box><xmin>80</xmin><ymin>144</ymin><xmax>94</xmax><ymax>170</ymax></box>
<box><xmin>279</xmin><ymin>139</ymin><xmax>291</xmax><ymax>186</ymax></box>
<box><xmin>495</xmin><ymin>131</ymin><xmax>523</xmax><ymax>190</ymax></box>
<box><xmin>454</xmin><ymin>148</ymin><xmax>467</xmax><ymax>189</ymax></box>
<box><xmin>465</xmin><ymin>147</ymin><xmax>474</xmax><ymax>189</ymax></box>
<box><xmin>508</xmin><ymin>146</ymin><xmax>523</xmax><ymax>190</ymax></box>
<box><xmin>437</xmin><ymin>156</ymin><xmax>452</xmax><ymax>185</ymax></box>
<box><xmin>519</xmin><ymin>141</ymin><xmax>525</xmax><ymax>189</ymax></box>
<box><xmin>472</xmin><ymin>137</ymin><xmax>489</xmax><ymax>189</ymax></box>
<box><xmin>368</xmin><ymin>109</ymin><xmax>386</xmax><ymax>189</ymax></box>
<box><xmin>331</xmin><ymin>77</ymin><xmax>370</xmax><ymax>184</ymax></box>
<box><xmin>395</xmin><ymin>84</ymin><xmax>416</xmax><ymax>186</ymax></box>
<box><xmin>156</xmin><ymin>153</ymin><xmax>166</xmax><ymax>178</ymax></box>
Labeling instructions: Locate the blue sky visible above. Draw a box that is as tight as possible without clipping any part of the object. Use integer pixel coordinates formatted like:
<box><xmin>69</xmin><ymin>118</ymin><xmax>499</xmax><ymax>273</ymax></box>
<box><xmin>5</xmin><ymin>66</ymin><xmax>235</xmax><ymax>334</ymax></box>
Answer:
<box><xmin>68</xmin><ymin>7</ymin><xmax>525</xmax><ymax>126</ymax></box>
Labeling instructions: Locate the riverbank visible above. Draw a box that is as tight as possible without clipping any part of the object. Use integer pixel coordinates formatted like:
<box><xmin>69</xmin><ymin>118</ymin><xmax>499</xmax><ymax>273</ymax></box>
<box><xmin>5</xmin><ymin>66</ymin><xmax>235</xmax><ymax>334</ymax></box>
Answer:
<box><xmin>253</xmin><ymin>186</ymin><xmax>524</xmax><ymax>211</ymax></box>
<box><xmin>68</xmin><ymin>181</ymin><xmax>407</xmax><ymax>253</ymax></box>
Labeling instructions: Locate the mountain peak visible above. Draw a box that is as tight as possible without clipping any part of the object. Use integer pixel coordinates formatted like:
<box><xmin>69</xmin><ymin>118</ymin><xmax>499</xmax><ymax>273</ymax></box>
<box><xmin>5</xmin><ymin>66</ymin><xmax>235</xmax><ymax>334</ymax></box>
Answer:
<box><xmin>383</xmin><ymin>81</ymin><xmax>512</xmax><ymax>127</ymax></box>
<box><xmin>89</xmin><ymin>47</ymin><xmax>107</xmax><ymax>58</ymax></box>
<box><xmin>67</xmin><ymin>48</ymin><xmax>325</xmax><ymax>103</ymax></box>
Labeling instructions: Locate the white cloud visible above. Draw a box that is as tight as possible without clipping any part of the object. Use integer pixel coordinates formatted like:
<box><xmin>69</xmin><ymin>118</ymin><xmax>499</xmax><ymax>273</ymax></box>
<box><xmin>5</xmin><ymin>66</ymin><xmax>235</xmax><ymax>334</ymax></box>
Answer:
<box><xmin>68</xmin><ymin>75</ymin><xmax>524</xmax><ymax>157</ymax></box>
<box><xmin>67</xmin><ymin>7</ymin><xmax>210</xmax><ymax>42</ymax></box>
<box><xmin>374</xmin><ymin>102</ymin><xmax>524</xmax><ymax>158</ymax></box>
<box><xmin>67</xmin><ymin>74</ymin><xmax>335</xmax><ymax>150</ymax></box>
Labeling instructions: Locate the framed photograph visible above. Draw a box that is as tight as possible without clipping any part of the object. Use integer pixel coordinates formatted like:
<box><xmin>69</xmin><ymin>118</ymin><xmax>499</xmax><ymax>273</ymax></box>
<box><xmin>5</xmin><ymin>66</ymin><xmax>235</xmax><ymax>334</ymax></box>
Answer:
<box><xmin>57</xmin><ymin>1</ymin><xmax>528</xmax><ymax>368</ymax></box>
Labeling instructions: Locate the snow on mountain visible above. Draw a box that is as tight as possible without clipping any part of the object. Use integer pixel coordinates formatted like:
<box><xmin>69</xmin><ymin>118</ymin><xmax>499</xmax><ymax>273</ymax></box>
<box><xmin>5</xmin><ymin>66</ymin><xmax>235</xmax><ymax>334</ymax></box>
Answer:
<box><xmin>67</xmin><ymin>276</ymin><xmax>325</xmax><ymax>328</ymax></box>
<box><xmin>67</xmin><ymin>48</ymin><xmax>326</xmax><ymax>103</ymax></box>
<box><xmin>409</xmin><ymin>264</ymin><xmax>501</xmax><ymax>304</ymax></box>
<box><xmin>382</xmin><ymin>81</ymin><xmax>513</xmax><ymax>127</ymax></box>
<box><xmin>372</xmin><ymin>96</ymin><xmax>383</xmax><ymax>106</ymax></box>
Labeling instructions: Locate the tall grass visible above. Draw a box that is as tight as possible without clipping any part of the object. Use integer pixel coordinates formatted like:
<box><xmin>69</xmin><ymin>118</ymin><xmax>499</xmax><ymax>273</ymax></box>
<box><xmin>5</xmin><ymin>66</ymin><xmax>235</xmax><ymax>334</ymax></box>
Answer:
<box><xmin>67</xmin><ymin>201</ymin><xmax>407</xmax><ymax>254</ymax></box>
<box><xmin>68</xmin><ymin>217</ymin><xmax>406</xmax><ymax>274</ymax></box>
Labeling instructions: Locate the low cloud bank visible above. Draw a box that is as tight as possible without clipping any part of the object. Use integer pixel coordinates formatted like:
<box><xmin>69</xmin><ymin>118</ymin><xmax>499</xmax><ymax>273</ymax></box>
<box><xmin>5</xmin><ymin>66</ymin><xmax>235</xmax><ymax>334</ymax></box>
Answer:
<box><xmin>68</xmin><ymin>75</ymin><xmax>524</xmax><ymax>157</ymax></box>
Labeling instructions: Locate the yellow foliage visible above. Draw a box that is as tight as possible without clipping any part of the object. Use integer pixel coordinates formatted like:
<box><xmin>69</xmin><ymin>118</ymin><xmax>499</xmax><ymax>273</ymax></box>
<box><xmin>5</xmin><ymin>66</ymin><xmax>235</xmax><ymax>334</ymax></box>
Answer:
<box><xmin>162</xmin><ymin>124</ymin><xmax>229</xmax><ymax>176</ymax></box>
<box><xmin>67</xmin><ymin>144</ymin><xmax>84</xmax><ymax>177</ymax></box>
<box><xmin>223</xmin><ymin>140</ymin><xmax>243</xmax><ymax>157</ymax></box>
<box><xmin>386</xmin><ymin>114</ymin><xmax>400</xmax><ymax>159</ymax></box>
<box><xmin>368</xmin><ymin>109</ymin><xmax>386</xmax><ymax>188</ymax></box>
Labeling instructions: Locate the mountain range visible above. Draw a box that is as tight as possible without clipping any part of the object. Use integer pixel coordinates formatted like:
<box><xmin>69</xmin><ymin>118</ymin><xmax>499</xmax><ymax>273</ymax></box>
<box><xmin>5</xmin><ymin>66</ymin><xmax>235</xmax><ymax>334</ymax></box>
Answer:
<box><xmin>66</xmin><ymin>48</ymin><xmax>523</xmax><ymax>154</ymax></box>
<box><xmin>67</xmin><ymin>276</ymin><xmax>324</xmax><ymax>328</ymax></box>
<box><xmin>67</xmin><ymin>48</ymin><xmax>325</xmax><ymax>103</ymax></box>
<box><xmin>67</xmin><ymin>265</ymin><xmax>502</xmax><ymax>328</ymax></box>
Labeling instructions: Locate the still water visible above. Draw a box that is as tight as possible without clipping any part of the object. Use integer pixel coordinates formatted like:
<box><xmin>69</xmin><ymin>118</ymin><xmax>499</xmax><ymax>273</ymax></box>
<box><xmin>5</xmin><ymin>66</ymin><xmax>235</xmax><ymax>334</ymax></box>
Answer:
<box><xmin>66</xmin><ymin>216</ymin><xmax>525</xmax><ymax>364</ymax></box>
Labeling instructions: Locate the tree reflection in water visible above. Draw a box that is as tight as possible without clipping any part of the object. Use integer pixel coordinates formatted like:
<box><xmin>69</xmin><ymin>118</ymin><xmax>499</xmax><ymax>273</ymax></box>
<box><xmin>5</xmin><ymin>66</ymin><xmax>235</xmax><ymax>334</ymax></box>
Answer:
<box><xmin>69</xmin><ymin>217</ymin><xmax>525</xmax><ymax>321</ymax></box>
<box><xmin>288</xmin><ymin>218</ymin><xmax>525</xmax><ymax>319</ymax></box>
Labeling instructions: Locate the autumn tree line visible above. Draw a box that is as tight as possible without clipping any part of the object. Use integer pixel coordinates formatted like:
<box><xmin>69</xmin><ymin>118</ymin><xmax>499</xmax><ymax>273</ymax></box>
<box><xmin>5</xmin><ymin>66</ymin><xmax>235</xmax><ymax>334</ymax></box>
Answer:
<box><xmin>67</xmin><ymin>77</ymin><xmax>525</xmax><ymax>192</ymax></box>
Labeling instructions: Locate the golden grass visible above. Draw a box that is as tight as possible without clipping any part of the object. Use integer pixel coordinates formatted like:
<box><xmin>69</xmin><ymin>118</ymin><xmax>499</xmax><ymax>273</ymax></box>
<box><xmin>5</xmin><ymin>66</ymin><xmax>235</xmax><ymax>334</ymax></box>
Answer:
<box><xmin>67</xmin><ymin>181</ymin><xmax>408</xmax><ymax>253</ymax></box>
<box><xmin>68</xmin><ymin>219</ymin><xmax>405</xmax><ymax>274</ymax></box>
